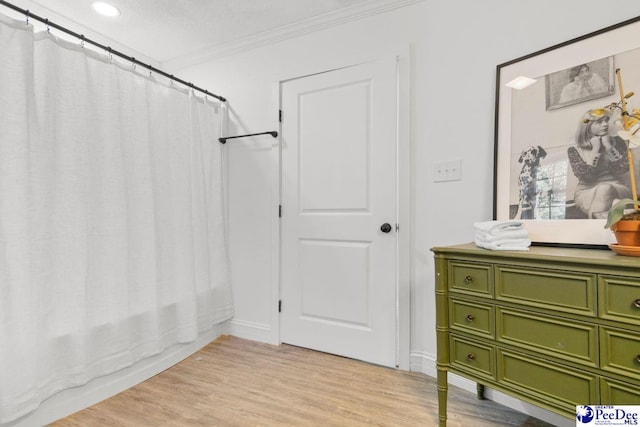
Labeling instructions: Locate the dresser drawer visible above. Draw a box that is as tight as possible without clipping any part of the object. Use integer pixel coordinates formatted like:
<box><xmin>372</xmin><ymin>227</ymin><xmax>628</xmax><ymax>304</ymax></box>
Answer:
<box><xmin>601</xmin><ymin>378</ymin><xmax>640</xmax><ymax>404</ymax></box>
<box><xmin>449</xmin><ymin>299</ymin><xmax>494</xmax><ymax>339</ymax></box>
<box><xmin>450</xmin><ymin>336</ymin><xmax>494</xmax><ymax>381</ymax></box>
<box><xmin>496</xmin><ymin>266</ymin><xmax>597</xmax><ymax>317</ymax></box>
<box><xmin>498</xmin><ymin>349</ymin><xmax>599</xmax><ymax>413</ymax></box>
<box><xmin>496</xmin><ymin>308</ymin><xmax>598</xmax><ymax>367</ymax></box>
<box><xmin>600</xmin><ymin>275</ymin><xmax>640</xmax><ymax>326</ymax></box>
<box><xmin>600</xmin><ymin>327</ymin><xmax>640</xmax><ymax>381</ymax></box>
<box><xmin>449</xmin><ymin>261</ymin><xmax>492</xmax><ymax>297</ymax></box>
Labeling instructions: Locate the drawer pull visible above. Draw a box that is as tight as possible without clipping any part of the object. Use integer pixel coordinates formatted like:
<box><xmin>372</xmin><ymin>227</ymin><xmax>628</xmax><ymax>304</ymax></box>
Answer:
<box><xmin>466</xmin><ymin>353</ymin><xmax>475</xmax><ymax>361</ymax></box>
<box><xmin>634</xmin><ymin>299</ymin><xmax>640</xmax><ymax>309</ymax></box>
<box><xmin>464</xmin><ymin>275</ymin><xmax>473</xmax><ymax>284</ymax></box>
<box><xmin>466</xmin><ymin>314</ymin><xmax>474</xmax><ymax>322</ymax></box>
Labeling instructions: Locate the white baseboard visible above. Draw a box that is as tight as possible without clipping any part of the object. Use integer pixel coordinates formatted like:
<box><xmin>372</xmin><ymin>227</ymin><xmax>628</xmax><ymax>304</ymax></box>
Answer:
<box><xmin>4</xmin><ymin>324</ymin><xmax>227</xmax><ymax>427</ymax></box>
<box><xmin>410</xmin><ymin>351</ymin><xmax>573</xmax><ymax>427</ymax></box>
<box><xmin>227</xmin><ymin>319</ymin><xmax>277</xmax><ymax>344</ymax></box>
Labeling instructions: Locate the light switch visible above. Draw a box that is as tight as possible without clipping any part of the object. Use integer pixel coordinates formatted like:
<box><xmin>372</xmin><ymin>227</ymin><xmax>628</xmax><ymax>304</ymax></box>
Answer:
<box><xmin>434</xmin><ymin>160</ymin><xmax>462</xmax><ymax>182</ymax></box>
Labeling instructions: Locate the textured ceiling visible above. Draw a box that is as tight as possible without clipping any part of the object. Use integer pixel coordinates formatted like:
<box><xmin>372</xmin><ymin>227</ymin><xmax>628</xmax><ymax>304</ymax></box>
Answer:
<box><xmin>2</xmin><ymin>0</ymin><xmax>416</xmax><ymax>66</ymax></box>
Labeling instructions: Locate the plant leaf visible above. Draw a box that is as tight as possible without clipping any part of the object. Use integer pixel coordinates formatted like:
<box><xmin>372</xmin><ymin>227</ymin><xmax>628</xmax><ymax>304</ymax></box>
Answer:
<box><xmin>605</xmin><ymin>198</ymin><xmax>636</xmax><ymax>228</ymax></box>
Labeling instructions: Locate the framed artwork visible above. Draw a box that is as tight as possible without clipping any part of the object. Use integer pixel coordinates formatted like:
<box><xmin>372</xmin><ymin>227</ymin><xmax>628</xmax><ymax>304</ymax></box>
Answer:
<box><xmin>494</xmin><ymin>15</ymin><xmax>640</xmax><ymax>247</ymax></box>
<box><xmin>545</xmin><ymin>57</ymin><xmax>615</xmax><ymax>111</ymax></box>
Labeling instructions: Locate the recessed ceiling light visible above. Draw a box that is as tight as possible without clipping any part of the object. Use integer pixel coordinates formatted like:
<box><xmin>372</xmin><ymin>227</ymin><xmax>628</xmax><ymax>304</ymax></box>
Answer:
<box><xmin>92</xmin><ymin>2</ymin><xmax>120</xmax><ymax>17</ymax></box>
<box><xmin>505</xmin><ymin>76</ymin><xmax>537</xmax><ymax>90</ymax></box>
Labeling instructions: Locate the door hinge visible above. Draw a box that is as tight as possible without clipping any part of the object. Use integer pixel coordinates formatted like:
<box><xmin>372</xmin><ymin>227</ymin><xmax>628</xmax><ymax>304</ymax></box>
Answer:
<box><xmin>278</xmin><ymin>300</ymin><xmax>282</xmax><ymax>313</ymax></box>
<box><xmin>396</xmin><ymin>223</ymin><xmax>399</xmax><ymax>232</ymax></box>
<box><xmin>279</xmin><ymin>109</ymin><xmax>282</xmax><ymax>123</ymax></box>
<box><xmin>279</xmin><ymin>205</ymin><xmax>282</xmax><ymax>218</ymax></box>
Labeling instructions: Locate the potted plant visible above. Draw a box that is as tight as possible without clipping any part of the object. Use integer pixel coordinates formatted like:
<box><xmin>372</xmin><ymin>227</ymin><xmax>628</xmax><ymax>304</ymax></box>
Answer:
<box><xmin>602</xmin><ymin>69</ymin><xmax>640</xmax><ymax>249</ymax></box>
<box><xmin>605</xmin><ymin>198</ymin><xmax>640</xmax><ymax>246</ymax></box>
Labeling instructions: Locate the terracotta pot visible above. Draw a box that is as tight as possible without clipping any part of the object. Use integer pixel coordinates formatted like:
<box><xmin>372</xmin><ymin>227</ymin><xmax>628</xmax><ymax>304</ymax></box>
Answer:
<box><xmin>611</xmin><ymin>220</ymin><xmax>640</xmax><ymax>246</ymax></box>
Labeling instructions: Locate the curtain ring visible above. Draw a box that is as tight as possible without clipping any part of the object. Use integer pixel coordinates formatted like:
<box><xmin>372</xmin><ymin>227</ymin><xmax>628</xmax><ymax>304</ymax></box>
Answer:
<box><xmin>106</xmin><ymin>46</ymin><xmax>113</xmax><ymax>60</ymax></box>
<box><xmin>80</xmin><ymin>34</ymin><xmax>85</xmax><ymax>48</ymax></box>
<box><xmin>45</xmin><ymin>18</ymin><xmax>50</xmax><ymax>33</ymax></box>
<box><xmin>131</xmin><ymin>57</ymin><xmax>136</xmax><ymax>70</ymax></box>
<box><xmin>25</xmin><ymin>10</ymin><xmax>29</xmax><ymax>25</ymax></box>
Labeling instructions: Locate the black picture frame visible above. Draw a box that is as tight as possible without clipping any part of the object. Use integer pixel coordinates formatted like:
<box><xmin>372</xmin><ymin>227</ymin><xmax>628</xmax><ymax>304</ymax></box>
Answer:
<box><xmin>494</xmin><ymin>15</ymin><xmax>640</xmax><ymax>247</ymax></box>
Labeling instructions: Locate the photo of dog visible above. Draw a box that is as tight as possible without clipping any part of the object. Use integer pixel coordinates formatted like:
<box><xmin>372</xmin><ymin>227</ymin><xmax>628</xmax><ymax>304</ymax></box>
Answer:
<box><xmin>514</xmin><ymin>145</ymin><xmax>547</xmax><ymax>219</ymax></box>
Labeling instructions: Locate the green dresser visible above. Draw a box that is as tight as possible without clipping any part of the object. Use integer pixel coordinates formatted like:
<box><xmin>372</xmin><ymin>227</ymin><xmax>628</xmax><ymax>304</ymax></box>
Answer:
<box><xmin>432</xmin><ymin>243</ymin><xmax>640</xmax><ymax>426</ymax></box>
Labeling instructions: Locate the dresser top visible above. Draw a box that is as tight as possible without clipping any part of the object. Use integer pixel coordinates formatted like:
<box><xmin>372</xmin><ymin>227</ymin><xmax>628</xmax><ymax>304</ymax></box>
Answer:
<box><xmin>431</xmin><ymin>242</ymin><xmax>640</xmax><ymax>269</ymax></box>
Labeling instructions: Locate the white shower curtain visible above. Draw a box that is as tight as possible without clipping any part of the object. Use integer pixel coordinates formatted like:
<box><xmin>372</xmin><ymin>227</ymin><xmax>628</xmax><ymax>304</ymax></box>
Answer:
<box><xmin>0</xmin><ymin>13</ymin><xmax>233</xmax><ymax>423</ymax></box>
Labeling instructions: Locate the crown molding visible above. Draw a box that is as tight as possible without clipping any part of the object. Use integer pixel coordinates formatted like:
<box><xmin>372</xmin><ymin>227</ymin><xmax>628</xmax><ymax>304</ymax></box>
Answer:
<box><xmin>163</xmin><ymin>0</ymin><xmax>425</xmax><ymax>70</ymax></box>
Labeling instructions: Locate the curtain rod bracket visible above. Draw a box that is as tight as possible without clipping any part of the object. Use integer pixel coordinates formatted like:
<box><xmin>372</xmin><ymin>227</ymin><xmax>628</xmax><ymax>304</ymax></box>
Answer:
<box><xmin>219</xmin><ymin>131</ymin><xmax>278</xmax><ymax>144</ymax></box>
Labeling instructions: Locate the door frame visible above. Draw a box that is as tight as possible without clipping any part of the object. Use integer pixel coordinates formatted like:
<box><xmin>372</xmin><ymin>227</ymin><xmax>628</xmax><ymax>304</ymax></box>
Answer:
<box><xmin>268</xmin><ymin>50</ymin><xmax>411</xmax><ymax>369</ymax></box>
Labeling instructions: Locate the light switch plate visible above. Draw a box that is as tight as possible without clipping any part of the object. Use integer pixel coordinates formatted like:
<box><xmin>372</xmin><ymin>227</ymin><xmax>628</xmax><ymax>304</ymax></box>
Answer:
<box><xmin>434</xmin><ymin>160</ymin><xmax>462</xmax><ymax>182</ymax></box>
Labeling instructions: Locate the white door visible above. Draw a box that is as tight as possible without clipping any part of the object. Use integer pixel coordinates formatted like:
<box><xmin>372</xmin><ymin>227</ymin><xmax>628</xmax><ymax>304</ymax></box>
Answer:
<box><xmin>280</xmin><ymin>58</ymin><xmax>398</xmax><ymax>367</ymax></box>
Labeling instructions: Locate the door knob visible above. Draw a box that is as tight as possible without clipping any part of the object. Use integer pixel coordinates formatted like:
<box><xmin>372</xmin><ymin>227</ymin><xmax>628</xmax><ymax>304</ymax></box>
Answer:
<box><xmin>380</xmin><ymin>223</ymin><xmax>392</xmax><ymax>233</ymax></box>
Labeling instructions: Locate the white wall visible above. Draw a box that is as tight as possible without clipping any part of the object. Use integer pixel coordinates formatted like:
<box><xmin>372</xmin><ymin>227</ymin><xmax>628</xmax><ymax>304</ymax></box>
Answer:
<box><xmin>174</xmin><ymin>0</ymin><xmax>640</xmax><ymax>423</ymax></box>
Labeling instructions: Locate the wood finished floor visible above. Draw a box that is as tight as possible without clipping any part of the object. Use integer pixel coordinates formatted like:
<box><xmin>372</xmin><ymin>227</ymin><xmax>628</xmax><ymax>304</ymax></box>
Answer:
<box><xmin>51</xmin><ymin>336</ymin><xmax>555</xmax><ymax>426</ymax></box>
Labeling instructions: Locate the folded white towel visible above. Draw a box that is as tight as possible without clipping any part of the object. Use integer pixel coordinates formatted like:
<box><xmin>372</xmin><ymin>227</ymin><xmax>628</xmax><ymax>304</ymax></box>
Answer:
<box><xmin>474</xmin><ymin>228</ymin><xmax>529</xmax><ymax>243</ymax></box>
<box><xmin>473</xmin><ymin>220</ymin><xmax>524</xmax><ymax>236</ymax></box>
<box><xmin>475</xmin><ymin>238</ymin><xmax>531</xmax><ymax>251</ymax></box>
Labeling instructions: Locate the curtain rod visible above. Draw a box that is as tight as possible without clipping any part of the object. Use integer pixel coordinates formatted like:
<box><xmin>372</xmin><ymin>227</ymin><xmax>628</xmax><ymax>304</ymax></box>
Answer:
<box><xmin>218</xmin><ymin>131</ymin><xmax>278</xmax><ymax>144</ymax></box>
<box><xmin>0</xmin><ymin>0</ymin><xmax>226</xmax><ymax>102</ymax></box>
